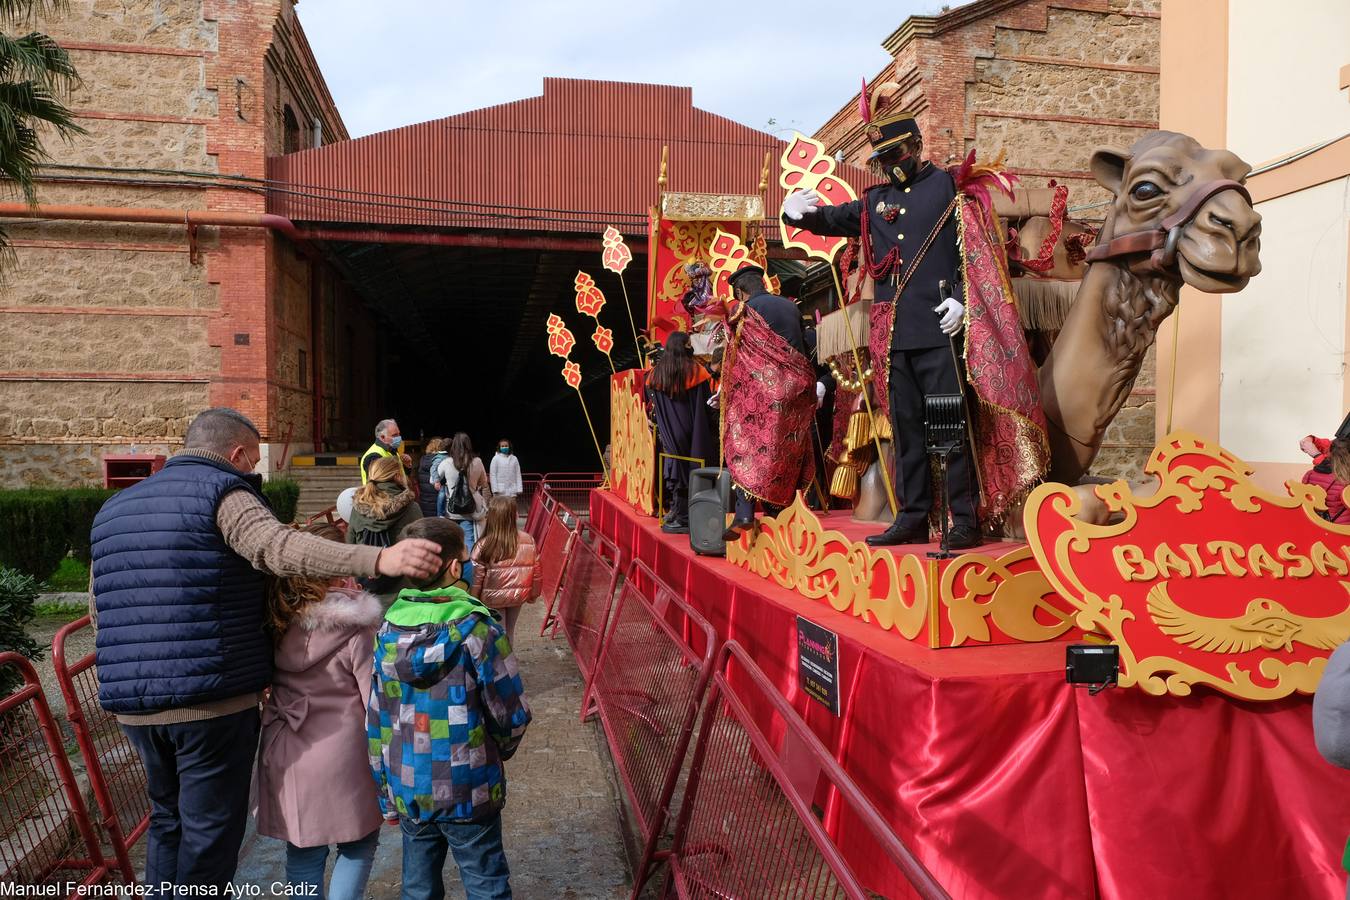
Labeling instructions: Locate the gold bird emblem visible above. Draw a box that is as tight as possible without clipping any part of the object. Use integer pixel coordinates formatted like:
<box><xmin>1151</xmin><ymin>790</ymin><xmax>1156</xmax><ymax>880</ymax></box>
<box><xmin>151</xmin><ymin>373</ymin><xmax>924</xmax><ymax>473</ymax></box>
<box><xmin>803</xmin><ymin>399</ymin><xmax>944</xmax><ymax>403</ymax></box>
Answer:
<box><xmin>1146</xmin><ymin>581</ymin><xmax>1350</xmax><ymax>653</ymax></box>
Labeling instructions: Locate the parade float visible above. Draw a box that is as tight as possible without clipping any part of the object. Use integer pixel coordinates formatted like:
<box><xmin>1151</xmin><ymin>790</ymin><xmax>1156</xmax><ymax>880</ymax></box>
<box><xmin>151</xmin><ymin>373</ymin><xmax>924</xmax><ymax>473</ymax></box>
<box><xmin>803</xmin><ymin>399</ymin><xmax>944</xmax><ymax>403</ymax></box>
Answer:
<box><xmin>554</xmin><ymin>130</ymin><xmax>1350</xmax><ymax>898</ymax></box>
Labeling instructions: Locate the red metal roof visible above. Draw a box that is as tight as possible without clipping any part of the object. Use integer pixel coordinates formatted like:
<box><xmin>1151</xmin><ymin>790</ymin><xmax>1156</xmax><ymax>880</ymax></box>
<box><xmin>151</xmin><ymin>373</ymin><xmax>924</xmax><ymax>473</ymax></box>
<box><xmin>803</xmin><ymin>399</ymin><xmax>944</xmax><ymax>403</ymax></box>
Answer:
<box><xmin>266</xmin><ymin>77</ymin><xmax>874</xmax><ymax>235</ymax></box>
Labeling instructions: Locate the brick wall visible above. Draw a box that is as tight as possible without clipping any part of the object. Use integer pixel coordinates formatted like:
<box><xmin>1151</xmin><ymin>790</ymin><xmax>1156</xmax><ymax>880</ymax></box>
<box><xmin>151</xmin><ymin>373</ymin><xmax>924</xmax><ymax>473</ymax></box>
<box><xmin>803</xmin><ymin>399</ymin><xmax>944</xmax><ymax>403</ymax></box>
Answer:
<box><xmin>811</xmin><ymin>0</ymin><xmax>1161</xmax><ymax>480</ymax></box>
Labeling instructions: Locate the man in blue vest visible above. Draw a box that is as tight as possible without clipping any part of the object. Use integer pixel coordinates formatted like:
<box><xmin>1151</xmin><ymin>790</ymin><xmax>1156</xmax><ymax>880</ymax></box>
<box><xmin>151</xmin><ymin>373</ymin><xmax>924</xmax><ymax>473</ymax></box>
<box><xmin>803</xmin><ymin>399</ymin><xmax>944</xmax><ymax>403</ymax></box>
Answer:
<box><xmin>90</xmin><ymin>407</ymin><xmax>443</xmax><ymax>890</ymax></box>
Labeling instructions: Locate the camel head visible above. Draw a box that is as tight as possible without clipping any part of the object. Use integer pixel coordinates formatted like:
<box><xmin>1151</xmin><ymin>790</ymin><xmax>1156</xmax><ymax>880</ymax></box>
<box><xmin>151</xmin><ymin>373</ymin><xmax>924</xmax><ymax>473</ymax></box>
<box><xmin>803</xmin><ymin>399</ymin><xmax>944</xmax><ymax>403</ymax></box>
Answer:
<box><xmin>1089</xmin><ymin>131</ymin><xmax>1262</xmax><ymax>293</ymax></box>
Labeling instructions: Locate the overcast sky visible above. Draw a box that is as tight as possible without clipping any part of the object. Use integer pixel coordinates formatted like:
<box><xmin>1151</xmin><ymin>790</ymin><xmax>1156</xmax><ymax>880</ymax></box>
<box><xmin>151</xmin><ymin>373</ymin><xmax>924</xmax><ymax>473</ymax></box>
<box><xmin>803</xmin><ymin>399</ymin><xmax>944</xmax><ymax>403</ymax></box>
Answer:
<box><xmin>299</xmin><ymin>0</ymin><xmax>941</xmax><ymax>141</ymax></box>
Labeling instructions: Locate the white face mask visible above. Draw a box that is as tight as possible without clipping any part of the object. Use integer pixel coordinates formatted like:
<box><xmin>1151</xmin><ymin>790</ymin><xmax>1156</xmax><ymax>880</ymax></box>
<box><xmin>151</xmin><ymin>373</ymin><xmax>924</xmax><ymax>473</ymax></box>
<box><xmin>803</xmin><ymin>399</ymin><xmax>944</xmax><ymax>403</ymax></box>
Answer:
<box><xmin>236</xmin><ymin>446</ymin><xmax>260</xmax><ymax>474</ymax></box>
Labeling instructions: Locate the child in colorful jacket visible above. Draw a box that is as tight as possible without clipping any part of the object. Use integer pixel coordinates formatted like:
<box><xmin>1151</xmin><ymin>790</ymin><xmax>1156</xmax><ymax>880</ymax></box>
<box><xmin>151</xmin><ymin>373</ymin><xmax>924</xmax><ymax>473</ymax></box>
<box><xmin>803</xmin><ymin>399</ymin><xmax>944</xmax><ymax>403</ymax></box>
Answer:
<box><xmin>367</xmin><ymin>517</ymin><xmax>531</xmax><ymax>900</ymax></box>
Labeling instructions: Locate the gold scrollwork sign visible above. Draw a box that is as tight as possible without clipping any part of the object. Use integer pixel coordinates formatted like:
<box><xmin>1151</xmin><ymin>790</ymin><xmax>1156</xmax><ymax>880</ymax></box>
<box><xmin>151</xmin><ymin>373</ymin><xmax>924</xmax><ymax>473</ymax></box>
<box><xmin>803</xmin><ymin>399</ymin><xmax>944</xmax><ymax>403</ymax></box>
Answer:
<box><xmin>1024</xmin><ymin>430</ymin><xmax>1350</xmax><ymax>701</ymax></box>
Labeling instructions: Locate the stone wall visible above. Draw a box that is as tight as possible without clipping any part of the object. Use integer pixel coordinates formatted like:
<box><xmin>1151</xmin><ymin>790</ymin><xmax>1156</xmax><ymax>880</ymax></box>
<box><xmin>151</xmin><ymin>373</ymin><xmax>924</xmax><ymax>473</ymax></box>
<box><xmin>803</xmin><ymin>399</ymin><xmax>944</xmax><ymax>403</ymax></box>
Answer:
<box><xmin>0</xmin><ymin>0</ymin><xmax>347</xmax><ymax>487</ymax></box>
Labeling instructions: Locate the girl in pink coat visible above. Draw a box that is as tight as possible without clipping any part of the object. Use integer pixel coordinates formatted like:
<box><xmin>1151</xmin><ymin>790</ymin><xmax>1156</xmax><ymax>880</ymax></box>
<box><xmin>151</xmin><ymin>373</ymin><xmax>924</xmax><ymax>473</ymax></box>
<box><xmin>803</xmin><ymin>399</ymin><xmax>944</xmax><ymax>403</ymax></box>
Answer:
<box><xmin>253</xmin><ymin>524</ymin><xmax>384</xmax><ymax>900</ymax></box>
<box><xmin>471</xmin><ymin>495</ymin><xmax>542</xmax><ymax>644</ymax></box>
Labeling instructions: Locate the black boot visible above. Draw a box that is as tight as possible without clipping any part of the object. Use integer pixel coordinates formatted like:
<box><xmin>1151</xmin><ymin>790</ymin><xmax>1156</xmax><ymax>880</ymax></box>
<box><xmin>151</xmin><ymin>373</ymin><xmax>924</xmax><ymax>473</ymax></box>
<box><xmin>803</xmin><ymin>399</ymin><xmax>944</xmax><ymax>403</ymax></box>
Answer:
<box><xmin>945</xmin><ymin>523</ymin><xmax>982</xmax><ymax>550</ymax></box>
<box><xmin>865</xmin><ymin>521</ymin><xmax>929</xmax><ymax>547</ymax></box>
<box><xmin>661</xmin><ymin>488</ymin><xmax>689</xmax><ymax>534</ymax></box>
<box><xmin>721</xmin><ymin>489</ymin><xmax>756</xmax><ymax>541</ymax></box>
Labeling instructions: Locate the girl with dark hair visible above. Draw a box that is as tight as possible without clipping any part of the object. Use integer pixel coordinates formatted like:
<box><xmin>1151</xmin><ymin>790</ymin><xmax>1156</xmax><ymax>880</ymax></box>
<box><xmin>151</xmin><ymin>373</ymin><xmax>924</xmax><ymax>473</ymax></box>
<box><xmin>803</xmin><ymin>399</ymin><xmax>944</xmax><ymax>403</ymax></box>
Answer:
<box><xmin>436</xmin><ymin>432</ymin><xmax>491</xmax><ymax>564</ymax></box>
<box><xmin>490</xmin><ymin>437</ymin><xmax>523</xmax><ymax>499</ymax></box>
<box><xmin>646</xmin><ymin>330</ymin><xmax>717</xmax><ymax>534</ymax></box>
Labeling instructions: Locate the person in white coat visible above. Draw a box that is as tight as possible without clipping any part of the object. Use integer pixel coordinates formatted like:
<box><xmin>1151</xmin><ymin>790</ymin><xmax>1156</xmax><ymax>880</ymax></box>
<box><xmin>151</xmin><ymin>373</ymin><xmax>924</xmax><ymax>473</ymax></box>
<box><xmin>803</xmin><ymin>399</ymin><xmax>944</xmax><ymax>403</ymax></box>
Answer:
<box><xmin>490</xmin><ymin>437</ymin><xmax>523</xmax><ymax>499</ymax></box>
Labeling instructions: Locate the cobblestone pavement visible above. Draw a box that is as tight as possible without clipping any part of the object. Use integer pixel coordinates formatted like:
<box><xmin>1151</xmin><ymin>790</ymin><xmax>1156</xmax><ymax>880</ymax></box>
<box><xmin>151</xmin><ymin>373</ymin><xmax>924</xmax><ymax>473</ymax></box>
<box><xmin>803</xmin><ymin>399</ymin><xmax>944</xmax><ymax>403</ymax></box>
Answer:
<box><xmin>235</xmin><ymin>600</ymin><xmax>632</xmax><ymax>899</ymax></box>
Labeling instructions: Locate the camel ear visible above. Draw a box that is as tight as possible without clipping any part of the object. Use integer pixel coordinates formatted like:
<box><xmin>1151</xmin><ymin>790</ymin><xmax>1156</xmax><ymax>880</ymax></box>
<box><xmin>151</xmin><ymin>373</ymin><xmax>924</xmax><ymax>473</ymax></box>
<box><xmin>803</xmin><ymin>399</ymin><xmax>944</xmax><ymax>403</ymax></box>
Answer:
<box><xmin>1090</xmin><ymin>147</ymin><xmax>1130</xmax><ymax>194</ymax></box>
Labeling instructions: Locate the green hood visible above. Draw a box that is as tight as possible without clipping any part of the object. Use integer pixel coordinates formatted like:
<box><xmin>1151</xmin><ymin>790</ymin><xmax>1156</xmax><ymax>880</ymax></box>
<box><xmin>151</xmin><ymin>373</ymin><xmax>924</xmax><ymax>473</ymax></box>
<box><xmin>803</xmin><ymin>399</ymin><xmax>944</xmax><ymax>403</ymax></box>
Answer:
<box><xmin>386</xmin><ymin>586</ymin><xmax>493</xmax><ymax>626</ymax></box>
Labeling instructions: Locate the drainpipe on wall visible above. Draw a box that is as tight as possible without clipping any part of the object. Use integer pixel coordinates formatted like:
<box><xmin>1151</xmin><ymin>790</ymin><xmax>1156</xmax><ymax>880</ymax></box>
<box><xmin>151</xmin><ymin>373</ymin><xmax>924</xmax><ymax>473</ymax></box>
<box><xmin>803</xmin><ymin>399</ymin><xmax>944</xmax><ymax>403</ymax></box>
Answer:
<box><xmin>0</xmin><ymin>202</ymin><xmax>300</xmax><ymax>237</ymax></box>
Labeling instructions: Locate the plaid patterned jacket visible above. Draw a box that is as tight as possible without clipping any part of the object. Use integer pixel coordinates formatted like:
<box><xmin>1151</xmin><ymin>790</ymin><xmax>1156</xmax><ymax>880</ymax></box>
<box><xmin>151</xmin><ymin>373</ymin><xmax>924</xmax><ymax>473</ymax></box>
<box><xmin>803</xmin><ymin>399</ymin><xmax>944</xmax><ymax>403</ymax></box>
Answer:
<box><xmin>366</xmin><ymin>587</ymin><xmax>531</xmax><ymax>823</ymax></box>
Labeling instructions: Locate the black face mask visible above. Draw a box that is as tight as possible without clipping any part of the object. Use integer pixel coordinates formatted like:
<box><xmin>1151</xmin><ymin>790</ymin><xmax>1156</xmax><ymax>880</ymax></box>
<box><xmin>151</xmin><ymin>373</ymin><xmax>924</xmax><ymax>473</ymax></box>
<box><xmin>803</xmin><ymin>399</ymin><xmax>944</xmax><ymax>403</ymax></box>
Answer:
<box><xmin>413</xmin><ymin>559</ymin><xmax>456</xmax><ymax>592</ymax></box>
<box><xmin>887</xmin><ymin>153</ymin><xmax>920</xmax><ymax>187</ymax></box>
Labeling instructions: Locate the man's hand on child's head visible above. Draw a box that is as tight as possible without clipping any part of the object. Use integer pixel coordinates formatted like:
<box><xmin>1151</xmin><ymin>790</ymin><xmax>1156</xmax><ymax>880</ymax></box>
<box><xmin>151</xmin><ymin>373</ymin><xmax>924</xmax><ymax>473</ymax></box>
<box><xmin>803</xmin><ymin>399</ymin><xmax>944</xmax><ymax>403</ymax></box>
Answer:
<box><xmin>377</xmin><ymin>539</ymin><xmax>444</xmax><ymax>579</ymax></box>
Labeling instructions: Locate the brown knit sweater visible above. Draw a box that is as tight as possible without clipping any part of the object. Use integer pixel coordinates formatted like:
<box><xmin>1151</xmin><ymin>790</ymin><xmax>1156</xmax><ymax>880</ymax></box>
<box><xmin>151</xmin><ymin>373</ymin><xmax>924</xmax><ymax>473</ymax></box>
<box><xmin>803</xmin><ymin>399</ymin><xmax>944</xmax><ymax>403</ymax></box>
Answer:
<box><xmin>103</xmin><ymin>449</ymin><xmax>383</xmax><ymax>726</ymax></box>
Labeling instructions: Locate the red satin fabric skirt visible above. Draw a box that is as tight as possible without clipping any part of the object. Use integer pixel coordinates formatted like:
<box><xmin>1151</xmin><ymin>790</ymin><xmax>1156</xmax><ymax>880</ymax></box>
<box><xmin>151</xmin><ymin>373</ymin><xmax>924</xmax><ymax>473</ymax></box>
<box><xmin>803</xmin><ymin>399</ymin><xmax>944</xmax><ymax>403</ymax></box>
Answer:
<box><xmin>592</xmin><ymin>490</ymin><xmax>1350</xmax><ymax>899</ymax></box>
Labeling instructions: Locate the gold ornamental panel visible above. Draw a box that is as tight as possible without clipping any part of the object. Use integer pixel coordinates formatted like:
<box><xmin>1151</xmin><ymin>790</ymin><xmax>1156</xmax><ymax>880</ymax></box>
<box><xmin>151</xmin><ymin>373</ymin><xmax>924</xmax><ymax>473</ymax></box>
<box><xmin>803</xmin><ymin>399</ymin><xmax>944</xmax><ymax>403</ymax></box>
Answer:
<box><xmin>609</xmin><ymin>371</ymin><xmax>654</xmax><ymax>516</ymax></box>
<box><xmin>661</xmin><ymin>192</ymin><xmax>764</xmax><ymax>222</ymax></box>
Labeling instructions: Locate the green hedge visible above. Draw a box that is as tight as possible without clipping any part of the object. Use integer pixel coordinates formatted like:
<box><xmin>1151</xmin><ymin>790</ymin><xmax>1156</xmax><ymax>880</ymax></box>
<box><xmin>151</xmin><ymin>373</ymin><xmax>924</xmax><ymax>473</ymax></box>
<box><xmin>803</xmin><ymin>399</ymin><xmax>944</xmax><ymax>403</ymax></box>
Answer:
<box><xmin>0</xmin><ymin>488</ymin><xmax>115</xmax><ymax>581</ymax></box>
<box><xmin>0</xmin><ymin>568</ymin><xmax>42</xmax><ymax>696</ymax></box>
<box><xmin>63</xmin><ymin>488</ymin><xmax>118</xmax><ymax>564</ymax></box>
<box><xmin>0</xmin><ymin>479</ymin><xmax>300</xmax><ymax>581</ymax></box>
<box><xmin>263</xmin><ymin>478</ymin><xmax>301</xmax><ymax>525</ymax></box>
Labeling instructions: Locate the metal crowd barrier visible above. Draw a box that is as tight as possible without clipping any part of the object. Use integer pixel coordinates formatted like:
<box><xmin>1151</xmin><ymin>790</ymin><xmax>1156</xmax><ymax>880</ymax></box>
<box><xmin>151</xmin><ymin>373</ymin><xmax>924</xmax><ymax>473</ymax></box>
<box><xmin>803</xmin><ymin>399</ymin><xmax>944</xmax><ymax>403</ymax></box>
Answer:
<box><xmin>0</xmin><ymin>652</ymin><xmax>112</xmax><ymax>891</ymax></box>
<box><xmin>541</xmin><ymin>471</ymin><xmax>605</xmax><ymax>517</ymax></box>
<box><xmin>524</xmin><ymin>487</ymin><xmax>556</xmax><ymax>545</ymax></box>
<box><xmin>518</xmin><ymin>473</ymin><xmax>544</xmax><ymax>515</ymax></box>
<box><xmin>587</xmin><ymin>559</ymin><xmax>718</xmax><ymax>899</ymax></box>
<box><xmin>536</xmin><ymin>499</ymin><xmax>580</xmax><ymax>635</ymax></box>
<box><xmin>53</xmin><ymin>616</ymin><xmax>149</xmax><ymax>883</ymax></box>
<box><xmin>662</xmin><ymin>642</ymin><xmax>949</xmax><ymax>900</ymax></box>
<box><xmin>554</xmin><ymin>526</ymin><xmax>623</xmax><ymax>721</ymax></box>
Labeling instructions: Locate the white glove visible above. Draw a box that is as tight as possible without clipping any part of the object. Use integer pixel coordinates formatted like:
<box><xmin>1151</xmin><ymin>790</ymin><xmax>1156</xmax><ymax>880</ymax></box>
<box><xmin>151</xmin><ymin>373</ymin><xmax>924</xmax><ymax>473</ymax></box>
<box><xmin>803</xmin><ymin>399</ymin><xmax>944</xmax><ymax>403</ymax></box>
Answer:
<box><xmin>935</xmin><ymin>297</ymin><xmax>965</xmax><ymax>336</ymax></box>
<box><xmin>815</xmin><ymin>381</ymin><xmax>826</xmax><ymax>408</ymax></box>
<box><xmin>782</xmin><ymin>189</ymin><xmax>821</xmax><ymax>221</ymax></box>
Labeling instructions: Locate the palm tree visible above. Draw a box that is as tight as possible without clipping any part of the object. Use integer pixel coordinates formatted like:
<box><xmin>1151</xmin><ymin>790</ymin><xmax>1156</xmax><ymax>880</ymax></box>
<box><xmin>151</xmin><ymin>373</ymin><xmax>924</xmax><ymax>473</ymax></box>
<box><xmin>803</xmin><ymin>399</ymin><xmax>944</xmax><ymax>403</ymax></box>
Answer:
<box><xmin>0</xmin><ymin>0</ymin><xmax>83</xmax><ymax>256</ymax></box>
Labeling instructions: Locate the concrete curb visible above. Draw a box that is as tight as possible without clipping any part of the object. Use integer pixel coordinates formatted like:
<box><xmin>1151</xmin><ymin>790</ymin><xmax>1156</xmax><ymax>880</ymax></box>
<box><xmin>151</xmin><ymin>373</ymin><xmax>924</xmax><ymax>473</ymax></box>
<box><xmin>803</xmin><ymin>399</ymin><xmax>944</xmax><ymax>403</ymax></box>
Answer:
<box><xmin>37</xmin><ymin>592</ymin><xmax>89</xmax><ymax>609</ymax></box>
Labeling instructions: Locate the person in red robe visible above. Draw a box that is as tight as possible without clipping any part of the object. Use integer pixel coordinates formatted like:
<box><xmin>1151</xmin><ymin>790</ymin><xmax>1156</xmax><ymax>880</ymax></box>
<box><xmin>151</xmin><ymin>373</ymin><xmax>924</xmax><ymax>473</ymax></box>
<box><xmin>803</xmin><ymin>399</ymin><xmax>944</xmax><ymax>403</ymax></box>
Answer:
<box><xmin>720</xmin><ymin>264</ymin><xmax>818</xmax><ymax>537</ymax></box>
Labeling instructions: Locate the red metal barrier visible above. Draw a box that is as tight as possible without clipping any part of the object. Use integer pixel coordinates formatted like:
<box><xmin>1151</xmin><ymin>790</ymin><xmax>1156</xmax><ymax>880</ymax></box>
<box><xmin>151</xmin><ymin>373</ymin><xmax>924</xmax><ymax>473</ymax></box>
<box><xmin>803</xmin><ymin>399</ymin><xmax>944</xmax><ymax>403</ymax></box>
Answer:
<box><xmin>524</xmin><ymin>487</ymin><xmax>555</xmax><ymax>545</ymax></box>
<box><xmin>53</xmin><ymin>616</ymin><xmax>149</xmax><ymax>883</ymax></box>
<box><xmin>518</xmin><ymin>473</ymin><xmax>544</xmax><ymax>515</ymax></box>
<box><xmin>542</xmin><ymin>472</ymin><xmax>604</xmax><ymax>516</ymax></box>
<box><xmin>588</xmin><ymin>559</ymin><xmax>718</xmax><ymax>898</ymax></box>
<box><xmin>536</xmin><ymin>499</ymin><xmax>579</xmax><ymax>636</ymax></box>
<box><xmin>662</xmin><ymin>642</ymin><xmax>949</xmax><ymax>900</ymax></box>
<box><xmin>0</xmin><ymin>652</ymin><xmax>112</xmax><ymax>892</ymax></box>
<box><xmin>554</xmin><ymin>527</ymin><xmax>622</xmax><ymax>720</ymax></box>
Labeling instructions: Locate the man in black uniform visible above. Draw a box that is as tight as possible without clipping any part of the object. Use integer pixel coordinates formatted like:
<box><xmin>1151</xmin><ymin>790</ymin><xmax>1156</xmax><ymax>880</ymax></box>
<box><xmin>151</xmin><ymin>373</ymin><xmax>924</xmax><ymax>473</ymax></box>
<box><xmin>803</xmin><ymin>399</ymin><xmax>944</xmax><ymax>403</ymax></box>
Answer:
<box><xmin>782</xmin><ymin>110</ymin><xmax>980</xmax><ymax>549</ymax></box>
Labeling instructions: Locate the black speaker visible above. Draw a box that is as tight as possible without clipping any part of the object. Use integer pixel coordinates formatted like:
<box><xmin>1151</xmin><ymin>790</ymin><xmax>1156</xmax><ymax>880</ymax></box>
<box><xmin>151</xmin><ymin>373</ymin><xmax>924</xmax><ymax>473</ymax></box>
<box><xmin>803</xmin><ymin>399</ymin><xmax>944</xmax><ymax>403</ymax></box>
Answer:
<box><xmin>688</xmin><ymin>467</ymin><xmax>732</xmax><ymax>556</ymax></box>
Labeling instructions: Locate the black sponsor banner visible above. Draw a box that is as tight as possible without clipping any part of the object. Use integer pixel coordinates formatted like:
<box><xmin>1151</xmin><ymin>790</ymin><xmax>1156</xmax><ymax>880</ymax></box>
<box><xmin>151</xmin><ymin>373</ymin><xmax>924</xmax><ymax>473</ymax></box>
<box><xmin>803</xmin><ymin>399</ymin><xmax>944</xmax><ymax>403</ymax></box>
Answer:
<box><xmin>796</xmin><ymin>616</ymin><xmax>840</xmax><ymax>716</ymax></box>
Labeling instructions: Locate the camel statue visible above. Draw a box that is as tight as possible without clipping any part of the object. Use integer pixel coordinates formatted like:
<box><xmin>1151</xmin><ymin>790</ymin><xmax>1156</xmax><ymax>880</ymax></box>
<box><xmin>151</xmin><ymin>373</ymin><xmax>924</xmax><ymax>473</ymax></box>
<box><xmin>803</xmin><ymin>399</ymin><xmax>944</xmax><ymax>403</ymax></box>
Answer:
<box><xmin>1038</xmin><ymin>130</ymin><xmax>1262</xmax><ymax>483</ymax></box>
<box><xmin>849</xmin><ymin>131</ymin><xmax>1263</xmax><ymax>526</ymax></box>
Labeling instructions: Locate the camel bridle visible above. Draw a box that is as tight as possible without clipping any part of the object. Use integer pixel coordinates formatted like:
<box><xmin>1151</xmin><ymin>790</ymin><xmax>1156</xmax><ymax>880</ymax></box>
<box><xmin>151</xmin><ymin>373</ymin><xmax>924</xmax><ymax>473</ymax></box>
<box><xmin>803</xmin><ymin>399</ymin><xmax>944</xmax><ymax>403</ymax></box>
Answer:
<box><xmin>1084</xmin><ymin>179</ymin><xmax>1252</xmax><ymax>276</ymax></box>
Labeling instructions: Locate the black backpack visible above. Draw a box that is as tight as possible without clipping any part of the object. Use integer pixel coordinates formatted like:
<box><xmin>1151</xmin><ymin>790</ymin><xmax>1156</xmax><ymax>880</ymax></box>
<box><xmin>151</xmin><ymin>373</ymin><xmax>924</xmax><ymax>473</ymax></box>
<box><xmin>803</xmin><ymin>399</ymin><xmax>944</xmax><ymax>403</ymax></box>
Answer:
<box><xmin>447</xmin><ymin>465</ymin><xmax>475</xmax><ymax>517</ymax></box>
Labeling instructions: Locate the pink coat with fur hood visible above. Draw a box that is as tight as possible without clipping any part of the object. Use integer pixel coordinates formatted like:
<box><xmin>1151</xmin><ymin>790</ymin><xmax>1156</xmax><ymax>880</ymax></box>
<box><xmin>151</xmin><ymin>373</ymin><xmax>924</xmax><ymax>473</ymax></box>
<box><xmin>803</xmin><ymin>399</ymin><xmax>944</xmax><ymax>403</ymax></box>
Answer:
<box><xmin>252</xmin><ymin>587</ymin><xmax>384</xmax><ymax>846</ymax></box>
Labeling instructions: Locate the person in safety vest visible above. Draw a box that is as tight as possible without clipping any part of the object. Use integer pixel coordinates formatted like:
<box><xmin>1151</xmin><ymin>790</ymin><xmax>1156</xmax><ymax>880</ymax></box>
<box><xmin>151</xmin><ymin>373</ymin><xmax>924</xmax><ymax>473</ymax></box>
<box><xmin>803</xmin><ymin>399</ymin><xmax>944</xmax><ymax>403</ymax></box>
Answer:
<box><xmin>361</xmin><ymin>418</ymin><xmax>412</xmax><ymax>485</ymax></box>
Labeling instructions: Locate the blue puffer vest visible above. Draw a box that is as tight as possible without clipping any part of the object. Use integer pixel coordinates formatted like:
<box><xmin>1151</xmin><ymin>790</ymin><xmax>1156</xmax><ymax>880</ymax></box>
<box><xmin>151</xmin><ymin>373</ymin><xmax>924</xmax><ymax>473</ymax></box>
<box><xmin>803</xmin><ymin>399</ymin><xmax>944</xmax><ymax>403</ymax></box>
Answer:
<box><xmin>90</xmin><ymin>453</ymin><xmax>271</xmax><ymax>714</ymax></box>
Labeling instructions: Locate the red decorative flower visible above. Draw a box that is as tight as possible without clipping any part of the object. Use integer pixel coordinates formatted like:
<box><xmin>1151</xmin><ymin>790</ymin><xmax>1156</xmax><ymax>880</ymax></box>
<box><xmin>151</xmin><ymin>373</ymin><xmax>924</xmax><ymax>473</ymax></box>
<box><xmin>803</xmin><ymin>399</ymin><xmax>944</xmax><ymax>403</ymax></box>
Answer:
<box><xmin>562</xmin><ymin>360</ymin><xmax>582</xmax><ymax>388</ymax></box>
<box><xmin>601</xmin><ymin>226</ymin><xmax>632</xmax><ymax>274</ymax></box>
<box><xmin>592</xmin><ymin>325</ymin><xmax>614</xmax><ymax>355</ymax></box>
<box><xmin>546</xmin><ymin>313</ymin><xmax>575</xmax><ymax>358</ymax></box>
<box><xmin>574</xmin><ymin>271</ymin><xmax>606</xmax><ymax>318</ymax></box>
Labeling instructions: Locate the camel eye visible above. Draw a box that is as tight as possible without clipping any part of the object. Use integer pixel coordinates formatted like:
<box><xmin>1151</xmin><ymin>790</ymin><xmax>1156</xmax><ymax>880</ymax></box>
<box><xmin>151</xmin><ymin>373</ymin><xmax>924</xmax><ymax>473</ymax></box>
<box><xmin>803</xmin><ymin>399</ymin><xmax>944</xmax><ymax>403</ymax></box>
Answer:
<box><xmin>1131</xmin><ymin>181</ymin><xmax>1162</xmax><ymax>202</ymax></box>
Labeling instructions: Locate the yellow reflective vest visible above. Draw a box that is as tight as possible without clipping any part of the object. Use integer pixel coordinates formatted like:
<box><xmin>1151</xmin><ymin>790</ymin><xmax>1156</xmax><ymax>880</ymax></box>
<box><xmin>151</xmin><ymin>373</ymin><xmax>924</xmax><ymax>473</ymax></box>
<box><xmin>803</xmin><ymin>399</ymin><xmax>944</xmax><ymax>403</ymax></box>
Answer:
<box><xmin>360</xmin><ymin>442</ymin><xmax>404</xmax><ymax>484</ymax></box>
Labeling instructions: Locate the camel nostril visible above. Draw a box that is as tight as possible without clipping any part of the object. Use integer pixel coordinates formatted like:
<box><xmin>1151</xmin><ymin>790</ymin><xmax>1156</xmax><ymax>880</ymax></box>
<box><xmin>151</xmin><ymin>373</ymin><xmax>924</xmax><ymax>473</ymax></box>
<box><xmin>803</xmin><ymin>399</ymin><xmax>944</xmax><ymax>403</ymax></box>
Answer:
<box><xmin>1208</xmin><ymin>211</ymin><xmax>1235</xmax><ymax>232</ymax></box>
